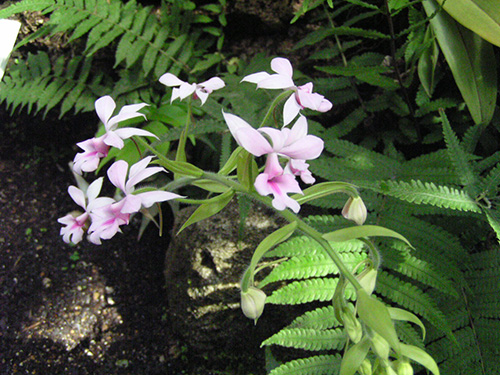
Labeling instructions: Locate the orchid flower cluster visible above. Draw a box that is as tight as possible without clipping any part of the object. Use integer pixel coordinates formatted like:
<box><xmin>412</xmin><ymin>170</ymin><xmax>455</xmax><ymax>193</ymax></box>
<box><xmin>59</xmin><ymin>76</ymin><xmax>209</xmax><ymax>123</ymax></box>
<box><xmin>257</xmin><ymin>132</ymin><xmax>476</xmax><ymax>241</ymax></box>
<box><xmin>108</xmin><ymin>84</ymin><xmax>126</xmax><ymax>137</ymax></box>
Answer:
<box><xmin>59</xmin><ymin>96</ymin><xmax>183</xmax><ymax>245</ymax></box>
<box><xmin>59</xmin><ymin>57</ymin><xmax>353</xmax><ymax>245</ymax></box>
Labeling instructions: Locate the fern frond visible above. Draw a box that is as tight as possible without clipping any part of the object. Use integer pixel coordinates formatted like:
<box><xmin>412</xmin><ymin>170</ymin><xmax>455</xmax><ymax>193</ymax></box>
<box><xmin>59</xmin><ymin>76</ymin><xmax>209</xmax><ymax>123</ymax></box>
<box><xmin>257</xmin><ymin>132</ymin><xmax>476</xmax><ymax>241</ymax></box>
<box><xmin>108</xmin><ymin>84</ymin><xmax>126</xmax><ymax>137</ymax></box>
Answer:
<box><xmin>268</xmin><ymin>354</ymin><xmax>342</xmax><ymax>375</ymax></box>
<box><xmin>267</xmin><ymin>278</ymin><xmax>355</xmax><ymax>305</ymax></box>
<box><xmin>289</xmin><ymin>306</ymin><xmax>341</xmax><ymax>330</ymax></box>
<box><xmin>0</xmin><ymin>52</ymin><xmax>100</xmax><ymax>117</ymax></box>
<box><xmin>440</xmin><ymin>110</ymin><xmax>477</xmax><ymax>190</ymax></box>
<box><xmin>265</xmin><ymin>235</ymin><xmax>364</xmax><ymax>258</ymax></box>
<box><xmin>323</xmin><ymin>138</ymin><xmax>401</xmax><ymax>173</ymax></box>
<box><xmin>377</xmin><ymin>271</ymin><xmax>451</xmax><ymax>335</ymax></box>
<box><xmin>260</xmin><ymin>252</ymin><xmax>366</xmax><ymax>288</ymax></box>
<box><xmin>262</xmin><ymin>328</ymin><xmax>346</xmax><ymax>351</ymax></box>
<box><xmin>361</xmin><ymin>179</ymin><xmax>481</xmax><ymax>212</ymax></box>
<box><xmin>383</xmin><ymin>244</ymin><xmax>459</xmax><ymax>298</ymax></box>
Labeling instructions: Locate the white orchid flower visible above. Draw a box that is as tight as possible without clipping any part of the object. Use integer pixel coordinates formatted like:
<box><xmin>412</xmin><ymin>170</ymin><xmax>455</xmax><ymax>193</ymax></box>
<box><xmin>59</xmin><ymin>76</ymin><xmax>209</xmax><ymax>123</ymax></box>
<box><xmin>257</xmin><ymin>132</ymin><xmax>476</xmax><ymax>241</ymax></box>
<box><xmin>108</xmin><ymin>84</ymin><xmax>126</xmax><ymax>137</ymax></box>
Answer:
<box><xmin>159</xmin><ymin>73</ymin><xmax>225</xmax><ymax>105</ymax></box>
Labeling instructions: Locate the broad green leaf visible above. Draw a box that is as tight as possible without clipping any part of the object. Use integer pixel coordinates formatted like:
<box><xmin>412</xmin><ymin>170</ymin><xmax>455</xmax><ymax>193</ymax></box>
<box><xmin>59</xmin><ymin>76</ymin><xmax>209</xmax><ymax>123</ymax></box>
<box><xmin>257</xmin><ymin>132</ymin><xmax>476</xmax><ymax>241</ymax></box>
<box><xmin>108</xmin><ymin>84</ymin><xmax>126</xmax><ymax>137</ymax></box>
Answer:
<box><xmin>156</xmin><ymin>158</ymin><xmax>203</xmax><ymax>178</ymax></box>
<box><xmin>219</xmin><ymin>146</ymin><xmax>243</xmax><ymax>175</ymax></box>
<box><xmin>423</xmin><ymin>0</ymin><xmax>497</xmax><ymax>125</ymax></box>
<box><xmin>388</xmin><ymin>307</ymin><xmax>426</xmax><ymax>340</ymax></box>
<box><xmin>340</xmin><ymin>337</ymin><xmax>371</xmax><ymax>375</ymax></box>
<box><xmin>177</xmin><ymin>190</ymin><xmax>234</xmax><ymax>234</ymax></box>
<box><xmin>191</xmin><ymin>179</ymin><xmax>228</xmax><ymax>193</ymax></box>
<box><xmin>435</xmin><ymin>0</ymin><xmax>500</xmax><ymax>47</ymax></box>
<box><xmin>293</xmin><ymin>181</ymin><xmax>360</xmax><ymax>205</ymax></box>
<box><xmin>357</xmin><ymin>289</ymin><xmax>401</xmax><ymax>354</ymax></box>
<box><xmin>418</xmin><ymin>25</ymin><xmax>439</xmax><ymax>97</ymax></box>
<box><xmin>322</xmin><ymin>225</ymin><xmax>412</xmax><ymax>247</ymax></box>
<box><xmin>241</xmin><ymin>222</ymin><xmax>298</xmax><ymax>291</ymax></box>
<box><xmin>400</xmin><ymin>343</ymin><xmax>440</xmax><ymax>375</ymax></box>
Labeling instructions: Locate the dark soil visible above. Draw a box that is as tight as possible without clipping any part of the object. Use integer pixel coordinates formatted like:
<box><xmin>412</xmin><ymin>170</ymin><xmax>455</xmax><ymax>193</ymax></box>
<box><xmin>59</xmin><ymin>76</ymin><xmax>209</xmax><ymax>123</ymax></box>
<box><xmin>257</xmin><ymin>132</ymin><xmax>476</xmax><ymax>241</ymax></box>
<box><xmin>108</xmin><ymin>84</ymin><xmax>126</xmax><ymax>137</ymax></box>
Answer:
<box><xmin>0</xmin><ymin>110</ymin><xmax>245</xmax><ymax>374</ymax></box>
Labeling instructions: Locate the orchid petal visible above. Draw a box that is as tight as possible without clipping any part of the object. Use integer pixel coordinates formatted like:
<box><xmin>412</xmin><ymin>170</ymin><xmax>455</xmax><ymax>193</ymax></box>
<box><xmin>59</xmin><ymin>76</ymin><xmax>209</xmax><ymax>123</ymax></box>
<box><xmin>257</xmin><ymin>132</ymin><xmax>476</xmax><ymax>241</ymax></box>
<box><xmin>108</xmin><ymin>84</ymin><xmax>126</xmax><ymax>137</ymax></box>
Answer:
<box><xmin>126</xmin><ymin>167</ymin><xmax>165</xmax><ymax>192</ymax></box>
<box><xmin>263</xmin><ymin>153</ymin><xmax>283</xmax><ymax>177</ymax></box>
<box><xmin>223</xmin><ymin>112</ymin><xmax>273</xmax><ymax>156</ymax></box>
<box><xmin>297</xmin><ymin>90</ymin><xmax>325</xmax><ymax>111</ymax></box>
<box><xmin>73</xmin><ymin>153</ymin><xmax>99</xmax><ymax>175</ymax></box>
<box><xmin>113</xmin><ymin>127</ymin><xmax>158</xmax><ymax>140</ymax></box>
<box><xmin>241</xmin><ymin>72</ymin><xmax>271</xmax><ymax>84</ymax></box>
<box><xmin>86</xmin><ymin>177</ymin><xmax>104</xmax><ymax>202</ymax></box>
<box><xmin>159</xmin><ymin>73</ymin><xmax>184</xmax><ymax>87</ymax></box>
<box><xmin>280</xmin><ymin>135</ymin><xmax>324</xmax><ymax>160</ymax></box>
<box><xmin>178</xmin><ymin>82</ymin><xmax>197</xmax><ymax>100</ymax></box>
<box><xmin>258</xmin><ymin>127</ymin><xmax>286</xmax><ymax>151</ymax></box>
<box><xmin>129</xmin><ymin>156</ymin><xmax>153</xmax><ymax>178</ymax></box>
<box><xmin>171</xmin><ymin>87</ymin><xmax>181</xmax><ymax>102</ymax></box>
<box><xmin>102</xmin><ymin>131</ymin><xmax>125</xmax><ymax>149</ymax></box>
<box><xmin>87</xmin><ymin>196</ymin><xmax>115</xmax><ymax>212</ymax></box>
<box><xmin>200</xmin><ymin>77</ymin><xmax>225</xmax><ymax>91</ymax></box>
<box><xmin>196</xmin><ymin>89</ymin><xmax>209</xmax><ymax>105</ymax></box>
<box><xmin>271</xmin><ymin>57</ymin><xmax>293</xmax><ymax>77</ymax></box>
<box><xmin>95</xmin><ymin>96</ymin><xmax>116</xmax><ymax>128</ymax></box>
<box><xmin>257</xmin><ymin>74</ymin><xmax>294</xmax><ymax>89</ymax></box>
<box><xmin>107</xmin><ymin>160</ymin><xmax>129</xmax><ymax>192</ymax></box>
<box><xmin>283</xmin><ymin>94</ymin><xmax>302</xmax><ymax>126</ymax></box>
<box><xmin>286</xmin><ymin>115</ymin><xmax>308</xmax><ymax>144</ymax></box>
<box><xmin>121</xmin><ymin>194</ymin><xmax>143</xmax><ymax>214</ymax></box>
<box><xmin>68</xmin><ymin>186</ymin><xmax>86</xmax><ymax>209</ymax></box>
<box><xmin>136</xmin><ymin>191</ymin><xmax>184</xmax><ymax>208</ymax></box>
<box><xmin>107</xmin><ymin>103</ymin><xmax>148</xmax><ymax>129</ymax></box>
<box><xmin>318</xmin><ymin>98</ymin><xmax>333</xmax><ymax>112</ymax></box>
<box><xmin>254</xmin><ymin>173</ymin><xmax>273</xmax><ymax>196</ymax></box>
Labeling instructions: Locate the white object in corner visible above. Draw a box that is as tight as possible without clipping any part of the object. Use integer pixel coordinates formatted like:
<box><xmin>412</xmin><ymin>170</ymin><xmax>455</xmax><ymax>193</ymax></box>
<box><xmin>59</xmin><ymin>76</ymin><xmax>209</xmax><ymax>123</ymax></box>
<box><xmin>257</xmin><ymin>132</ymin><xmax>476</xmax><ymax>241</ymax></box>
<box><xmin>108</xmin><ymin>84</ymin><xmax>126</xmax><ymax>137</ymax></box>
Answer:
<box><xmin>0</xmin><ymin>19</ymin><xmax>21</xmax><ymax>81</ymax></box>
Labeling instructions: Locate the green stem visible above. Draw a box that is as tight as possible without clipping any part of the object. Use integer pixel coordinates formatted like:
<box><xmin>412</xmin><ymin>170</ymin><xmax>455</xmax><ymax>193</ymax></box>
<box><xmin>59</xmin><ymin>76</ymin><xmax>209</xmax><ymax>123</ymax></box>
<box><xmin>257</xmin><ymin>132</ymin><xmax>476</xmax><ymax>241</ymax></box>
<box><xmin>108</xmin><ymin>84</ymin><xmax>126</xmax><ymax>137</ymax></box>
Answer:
<box><xmin>132</xmin><ymin>142</ymin><xmax>363</xmax><ymax>291</ymax></box>
<box><xmin>203</xmin><ymin>171</ymin><xmax>363</xmax><ymax>291</ymax></box>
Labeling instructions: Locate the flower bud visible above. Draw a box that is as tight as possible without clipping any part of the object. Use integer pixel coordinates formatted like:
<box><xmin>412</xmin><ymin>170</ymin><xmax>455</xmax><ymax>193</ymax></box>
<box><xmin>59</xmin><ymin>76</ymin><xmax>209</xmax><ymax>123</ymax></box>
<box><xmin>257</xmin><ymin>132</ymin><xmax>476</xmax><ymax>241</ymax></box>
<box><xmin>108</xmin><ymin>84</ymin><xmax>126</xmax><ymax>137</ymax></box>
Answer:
<box><xmin>342</xmin><ymin>196</ymin><xmax>367</xmax><ymax>225</ymax></box>
<box><xmin>341</xmin><ymin>306</ymin><xmax>362</xmax><ymax>343</ymax></box>
<box><xmin>358</xmin><ymin>359</ymin><xmax>372</xmax><ymax>375</ymax></box>
<box><xmin>370</xmin><ymin>332</ymin><xmax>390</xmax><ymax>360</ymax></box>
<box><xmin>240</xmin><ymin>286</ymin><xmax>266</xmax><ymax>324</ymax></box>
<box><xmin>397</xmin><ymin>361</ymin><xmax>414</xmax><ymax>375</ymax></box>
<box><xmin>357</xmin><ymin>268</ymin><xmax>378</xmax><ymax>295</ymax></box>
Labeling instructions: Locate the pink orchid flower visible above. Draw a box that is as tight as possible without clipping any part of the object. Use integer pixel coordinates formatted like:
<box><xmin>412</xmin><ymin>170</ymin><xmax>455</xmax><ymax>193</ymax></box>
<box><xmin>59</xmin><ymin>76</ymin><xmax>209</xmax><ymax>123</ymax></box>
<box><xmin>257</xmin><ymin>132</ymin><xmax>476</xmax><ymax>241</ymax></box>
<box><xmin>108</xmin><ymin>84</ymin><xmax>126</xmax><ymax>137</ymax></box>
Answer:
<box><xmin>159</xmin><ymin>73</ymin><xmax>225</xmax><ymax>105</ymax></box>
<box><xmin>285</xmin><ymin>159</ymin><xmax>315</xmax><ymax>184</ymax></box>
<box><xmin>87</xmin><ymin>199</ymin><xmax>131</xmax><ymax>245</ymax></box>
<box><xmin>107</xmin><ymin>156</ymin><xmax>184</xmax><ymax>214</ymax></box>
<box><xmin>58</xmin><ymin>177</ymin><xmax>114</xmax><ymax>244</ymax></box>
<box><xmin>241</xmin><ymin>57</ymin><xmax>332</xmax><ymax>125</ymax></box>
<box><xmin>223</xmin><ymin>112</ymin><xmax>324</xmax><ymax>165</ymax></box>
<box><xmin>73</xmin><ymin>95</ymin><xmax>156</xmax><ymax>174</ymax></box>
<box><xmin>254</xmin><ymin>154</ymin><xmax>303</xmax><ymax>213</ymax></box>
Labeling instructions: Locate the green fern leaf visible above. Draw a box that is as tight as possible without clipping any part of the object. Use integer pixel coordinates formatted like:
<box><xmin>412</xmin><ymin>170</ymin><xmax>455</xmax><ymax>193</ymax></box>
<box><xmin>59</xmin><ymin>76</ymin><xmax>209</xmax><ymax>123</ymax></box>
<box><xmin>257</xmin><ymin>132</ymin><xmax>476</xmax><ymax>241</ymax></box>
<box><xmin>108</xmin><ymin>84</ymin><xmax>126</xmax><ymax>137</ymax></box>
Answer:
<box><xmin>262</xmin><ymin>328</ymin><xmax>346</xmax><ymax>351</ymax></box>
<box><xmin>440</xmin><ymin>110</ymin><xmax>477</xmax><ymax>190</ymax></box>
<box><xmin>267</xmin><ymin>278</ymin><xmax>355</xmax><ymax>305</ymax></box>
<box><xmin>362</xmin><ymin>179</ymin><xmax>481</xmax><ymax>212</ymax></box>
<box><xmin>268</xmin><ymin>354</ymin><xmax>342</xmax><ymax>375</ymax></box>
<box><xmin>260</xmin><ymin>252</ymin><xmax>366</xmax><ymax>287</ymax></box>
<box><xmin>289</xmin><ymin>305</ymin><xmax>341</xmax><ymax>330</ymax></box>
<box><xmin>377</xmin><ymin>271</ymin><xmax>451</xmax><ymax>335</ymax></box>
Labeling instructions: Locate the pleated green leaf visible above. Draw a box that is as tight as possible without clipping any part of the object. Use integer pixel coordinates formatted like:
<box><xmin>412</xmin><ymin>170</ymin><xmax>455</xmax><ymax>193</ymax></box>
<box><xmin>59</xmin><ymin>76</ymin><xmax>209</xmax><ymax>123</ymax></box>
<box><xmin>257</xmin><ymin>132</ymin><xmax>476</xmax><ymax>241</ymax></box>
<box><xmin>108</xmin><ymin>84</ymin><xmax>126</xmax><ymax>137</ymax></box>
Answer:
<box><xmin>423</xmin><ymin>0</ymin><xmax>497</xmax><ymax>125</ymax></box>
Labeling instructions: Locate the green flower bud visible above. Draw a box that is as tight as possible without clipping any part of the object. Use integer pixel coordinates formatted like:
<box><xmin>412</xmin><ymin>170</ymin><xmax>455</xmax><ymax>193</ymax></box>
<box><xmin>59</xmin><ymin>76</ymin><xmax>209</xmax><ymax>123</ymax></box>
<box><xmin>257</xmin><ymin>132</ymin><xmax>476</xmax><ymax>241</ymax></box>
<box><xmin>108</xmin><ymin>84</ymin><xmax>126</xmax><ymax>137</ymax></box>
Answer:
<box><xmin>240</xmin><ymin>286</ymin><xmax>266</xmax><ymax>324</ymax></box>
<box><xmin>370</xmin><ymin>332</ymin><xmax>390</xmax><ymax>360</ymax></box>
<box><xmin>342</xmin><ymin>196</ymin><xmax>367</xmax><ymax>225</ymax></box>
<box><xmin>358</xmin><ymin>359</ymin><xmax>373</xmax><ymax>375</ymax></box>
<box><xmin>357</xmin><ymin>268</ymin><xmax>378</xmax><ymax>295</ymax></box>
<box><xmin>341</xmin><ymin>305</ymin><xmax>363</xmax><ymax>343</ymax></box>
<box><xmin>397</xmin><ymin>361</ymin><xmax>414</xmax><ymax>375</ymax></box>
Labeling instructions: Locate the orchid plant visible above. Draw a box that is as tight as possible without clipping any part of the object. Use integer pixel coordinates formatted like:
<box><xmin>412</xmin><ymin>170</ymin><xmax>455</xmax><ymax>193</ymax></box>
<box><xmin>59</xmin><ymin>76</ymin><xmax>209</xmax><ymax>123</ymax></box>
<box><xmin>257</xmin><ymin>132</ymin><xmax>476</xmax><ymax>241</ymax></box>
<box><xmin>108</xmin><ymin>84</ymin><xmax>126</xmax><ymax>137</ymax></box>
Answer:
<box><xmin>59</xmin><ymin>57</ymin><xmax>439</xmax><ymax>375</ymax></box>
